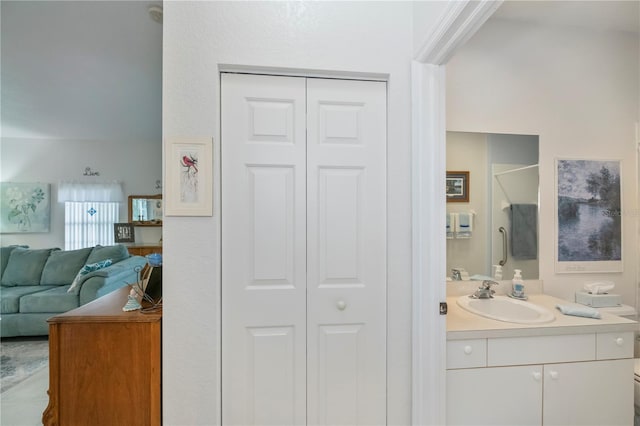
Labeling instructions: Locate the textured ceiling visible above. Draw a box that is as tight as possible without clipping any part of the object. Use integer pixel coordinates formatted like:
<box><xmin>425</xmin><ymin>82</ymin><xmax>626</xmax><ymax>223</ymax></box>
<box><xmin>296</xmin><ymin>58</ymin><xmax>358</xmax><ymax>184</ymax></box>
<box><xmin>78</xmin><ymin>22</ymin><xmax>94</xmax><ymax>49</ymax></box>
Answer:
<box><xmin>1</xmin><ymin>1</ymin><xmax>162</xmax><ymax>141</ymax></box>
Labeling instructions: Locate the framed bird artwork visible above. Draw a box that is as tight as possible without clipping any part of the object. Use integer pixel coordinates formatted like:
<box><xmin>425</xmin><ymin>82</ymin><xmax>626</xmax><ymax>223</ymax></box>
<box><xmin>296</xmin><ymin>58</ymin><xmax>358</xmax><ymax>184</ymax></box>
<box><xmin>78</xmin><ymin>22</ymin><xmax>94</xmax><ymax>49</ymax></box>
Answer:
<box><xmin>164</xmin><ymin>137</ymin><xmax>213</xmax><ymax>216</ymax></box>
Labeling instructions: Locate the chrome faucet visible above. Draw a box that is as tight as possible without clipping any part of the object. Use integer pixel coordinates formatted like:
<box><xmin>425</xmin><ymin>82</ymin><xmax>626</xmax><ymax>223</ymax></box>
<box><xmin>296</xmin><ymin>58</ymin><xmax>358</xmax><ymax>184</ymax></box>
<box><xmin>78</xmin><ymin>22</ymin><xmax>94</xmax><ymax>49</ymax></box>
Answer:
<box><xmin>451</xmin><ymin>268</ymin><xmax>461</xmax><ymax>281</ymax></box>
<box><xmin>452</xmin><ymin>267</ymin><xmax>471</xmax><ymax>281</ymax></box>
<box><xmin>470</xmin><ymin>280</ymin><xmax>498</xmax><ymax>299</ymax></box>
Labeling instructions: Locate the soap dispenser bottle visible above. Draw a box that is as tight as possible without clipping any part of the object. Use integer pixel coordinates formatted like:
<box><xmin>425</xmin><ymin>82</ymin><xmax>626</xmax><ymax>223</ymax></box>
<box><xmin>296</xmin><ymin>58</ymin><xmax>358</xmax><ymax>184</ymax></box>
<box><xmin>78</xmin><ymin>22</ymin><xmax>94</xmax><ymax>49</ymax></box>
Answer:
<box><xmin>511</xmin><ymin>269</ymin><xmax>525</xmax><ymax>299</ymax></box>
<box><xmin>493</xmin><ymin>265</ymin><xmax>503</xmax><ymax>280</ymax></box>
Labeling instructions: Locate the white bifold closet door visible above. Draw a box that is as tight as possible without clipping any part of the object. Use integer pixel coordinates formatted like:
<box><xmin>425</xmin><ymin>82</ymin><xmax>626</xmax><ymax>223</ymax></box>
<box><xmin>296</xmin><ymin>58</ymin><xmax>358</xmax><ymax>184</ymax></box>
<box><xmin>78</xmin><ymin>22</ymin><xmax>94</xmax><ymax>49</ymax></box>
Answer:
<box><xmin>221</xmin><ymin>73</ymin><xmax>386</xmax><ymax>426</ymax></box>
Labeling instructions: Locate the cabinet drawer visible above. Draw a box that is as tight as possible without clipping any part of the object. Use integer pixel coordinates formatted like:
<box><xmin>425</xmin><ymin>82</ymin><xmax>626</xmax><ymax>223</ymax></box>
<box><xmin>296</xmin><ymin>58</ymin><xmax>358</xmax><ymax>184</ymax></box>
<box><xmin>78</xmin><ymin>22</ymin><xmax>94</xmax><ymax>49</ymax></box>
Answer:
<box><xmin>447</xmin><ymin>339</ymin><xmax>487</xmax><ymax>369</ymax></box>
<box><xmin>488</xmin><ymin>334</ymin><xmax>595</xmax><ymax>366</ymax></box>
<box><xmin>597</xmin><ymin>331</ymin><xmax>634</xmax><ymax>360</ymax></box>
<box><xmin>127</xmin><ymin>246</ymin><xmax>162</xmax><ymax>256</ymax></box>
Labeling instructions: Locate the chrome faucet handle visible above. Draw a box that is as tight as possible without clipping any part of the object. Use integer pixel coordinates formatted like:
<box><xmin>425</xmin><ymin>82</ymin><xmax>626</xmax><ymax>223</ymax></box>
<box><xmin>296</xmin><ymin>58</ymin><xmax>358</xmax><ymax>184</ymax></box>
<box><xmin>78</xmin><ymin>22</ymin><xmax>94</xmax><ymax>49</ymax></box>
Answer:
<box><xmin>481</xmin><ymin>280</ymin><xmax>499</xmax><ymax>290</ymax></box>
<box><xmin>468</xmin><ymin>280</ymin><xmax>498</xmax><ymax>299</ymax></box>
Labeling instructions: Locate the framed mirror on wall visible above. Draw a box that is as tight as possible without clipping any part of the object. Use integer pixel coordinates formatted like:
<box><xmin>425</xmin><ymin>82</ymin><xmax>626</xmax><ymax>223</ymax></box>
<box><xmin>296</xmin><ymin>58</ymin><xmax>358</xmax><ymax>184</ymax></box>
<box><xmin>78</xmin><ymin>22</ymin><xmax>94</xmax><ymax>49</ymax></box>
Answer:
<box><xmin>446</xmin><ymin>131</ymin><xmax>539</xmax><ymax>281</ymax></box>
<box><xmin>129</xmin><ymin>194</ymin><xmax>163</xmax><ymax>226</ymax></box>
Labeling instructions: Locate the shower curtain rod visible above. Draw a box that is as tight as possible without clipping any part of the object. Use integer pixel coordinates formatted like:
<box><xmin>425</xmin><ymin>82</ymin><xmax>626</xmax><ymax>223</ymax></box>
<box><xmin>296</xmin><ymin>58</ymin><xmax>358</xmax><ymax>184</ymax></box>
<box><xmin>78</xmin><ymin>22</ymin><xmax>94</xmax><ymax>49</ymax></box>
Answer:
<box><xmin>493</xmin><ymin>163</ymin><xmax>538</xmax><ymax>177</ymax></box>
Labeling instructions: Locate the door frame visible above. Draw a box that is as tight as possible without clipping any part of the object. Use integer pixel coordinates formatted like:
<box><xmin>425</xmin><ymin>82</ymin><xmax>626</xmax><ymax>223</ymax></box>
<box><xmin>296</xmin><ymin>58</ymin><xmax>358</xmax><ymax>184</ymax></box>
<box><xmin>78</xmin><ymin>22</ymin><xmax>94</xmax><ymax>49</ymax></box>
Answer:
<box><xmin>218</xmin><ymin>69</ymin><xmax>390</xmax><ymax>425</ymax></box>
<box><xmin>411</xmin><ymin>1</ymin><xmax>502</xmax><ymax>424</ymax></box>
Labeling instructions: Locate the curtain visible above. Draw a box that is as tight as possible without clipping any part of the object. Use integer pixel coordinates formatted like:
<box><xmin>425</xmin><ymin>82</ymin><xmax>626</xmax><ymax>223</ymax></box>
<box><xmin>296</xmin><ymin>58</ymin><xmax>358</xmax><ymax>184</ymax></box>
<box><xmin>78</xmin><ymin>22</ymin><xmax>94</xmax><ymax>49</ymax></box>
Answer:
<box><xmin>58</xmin><ymin>181</ymin><xmax>123</xmax><ymax>202</ymax></box>
<box><xmin>64</xmin><ymin>202</ymin><xmax>120</xmax><ymax>250</ymax></box>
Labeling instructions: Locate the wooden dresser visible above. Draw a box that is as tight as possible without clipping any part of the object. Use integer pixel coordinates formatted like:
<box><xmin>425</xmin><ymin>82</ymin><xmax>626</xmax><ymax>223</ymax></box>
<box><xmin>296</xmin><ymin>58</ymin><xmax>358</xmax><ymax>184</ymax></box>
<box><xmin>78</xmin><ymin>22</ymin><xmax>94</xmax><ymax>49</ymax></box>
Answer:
<box><xmin>127</xmin><ymin>244</ymin><xmax>163</xmax><ymax>257</ymax></box>
<box><xmin>43</xmin><ymin>286</ymin><xmax>162</xmax><ymax>426</ymax></box>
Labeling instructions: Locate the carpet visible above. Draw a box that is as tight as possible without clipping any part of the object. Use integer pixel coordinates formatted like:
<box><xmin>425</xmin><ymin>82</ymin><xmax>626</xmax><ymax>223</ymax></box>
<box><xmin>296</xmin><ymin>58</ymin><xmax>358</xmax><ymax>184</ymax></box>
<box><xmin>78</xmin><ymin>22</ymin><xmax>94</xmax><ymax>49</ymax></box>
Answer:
<box><xmin>1</xmin><ymin>337</ymin><xmax>49</xmax><ymax>393</ymax></box>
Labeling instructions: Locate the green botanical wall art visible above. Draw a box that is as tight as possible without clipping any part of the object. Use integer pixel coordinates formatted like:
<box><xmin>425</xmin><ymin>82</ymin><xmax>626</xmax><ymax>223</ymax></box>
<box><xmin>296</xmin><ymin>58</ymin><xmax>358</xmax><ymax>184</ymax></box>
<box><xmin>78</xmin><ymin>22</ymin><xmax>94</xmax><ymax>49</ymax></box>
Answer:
<box><xmin>0</xmin><ymin>182</ymin><xmax>50</xmax><ymax>233</ymax></box>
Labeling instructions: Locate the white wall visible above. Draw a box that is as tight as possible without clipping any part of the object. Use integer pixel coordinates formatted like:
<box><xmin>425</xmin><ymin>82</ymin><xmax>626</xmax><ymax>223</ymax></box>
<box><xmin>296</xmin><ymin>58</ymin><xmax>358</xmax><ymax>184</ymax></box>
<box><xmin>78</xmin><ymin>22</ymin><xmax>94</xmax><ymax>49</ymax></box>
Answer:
<box><xmin>163</xmin><ymin>1</ymin><xmax>415</xmax><ymax>424</ymax></box>
<box><xmin>0</xmin><ymin>138</ymin><xmax>162</xmax><ymax>248</ymax></box>
<box><xmin>446</xmin><ymin>18</ymin><xmax>639</xmax><ymax>304</ymax></box>
<box><xmin>446</xmin><ymin>131</ymin><xmax>489</xmax><ymax>277</ymax></box>
<box><xmin>412</xmin><ymin>0</ymin><xmax>449</xmax><ymax>56</ymax></box>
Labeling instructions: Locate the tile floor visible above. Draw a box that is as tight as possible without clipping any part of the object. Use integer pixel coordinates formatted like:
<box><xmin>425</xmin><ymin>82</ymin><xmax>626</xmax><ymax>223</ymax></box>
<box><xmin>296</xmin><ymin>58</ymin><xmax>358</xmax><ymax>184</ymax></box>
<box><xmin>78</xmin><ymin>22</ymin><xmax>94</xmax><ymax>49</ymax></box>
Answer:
<box><xmin>1</xmin><ymin>365</ymin><xmax>49</xmax><ymax>426</ymax></box>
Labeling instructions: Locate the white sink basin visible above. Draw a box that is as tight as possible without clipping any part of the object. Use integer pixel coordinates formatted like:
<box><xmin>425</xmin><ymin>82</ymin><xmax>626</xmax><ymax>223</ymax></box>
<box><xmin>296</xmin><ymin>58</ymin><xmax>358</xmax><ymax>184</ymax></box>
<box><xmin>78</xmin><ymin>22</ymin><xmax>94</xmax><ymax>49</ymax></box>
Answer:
<box><xmin>456</xmin><ymin>295</ymin><xmax>556</xmax><ymax>324</ymax></box>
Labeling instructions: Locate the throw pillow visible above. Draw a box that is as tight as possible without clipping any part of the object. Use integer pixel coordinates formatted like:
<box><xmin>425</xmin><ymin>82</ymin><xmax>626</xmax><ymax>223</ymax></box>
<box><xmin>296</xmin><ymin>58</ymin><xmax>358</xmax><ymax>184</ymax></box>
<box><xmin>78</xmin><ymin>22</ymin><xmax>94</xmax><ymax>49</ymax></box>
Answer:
<box><xmin>86</xmin><ymin>244</ymin><xmax>129</xmax><ymax>265</ymax></box>
<box><xmin>1</xmin><ymin>245</ymin><xmax>28</xmax><ymax>280</ymax></box>
<box><xmin>1</xmin><ymin>247</ymin><xmax>59</xmax><ymax>287</ymax></box>
<box><xmin>67</xmin><ymin>259</ymin><xmax>113</xmax><ymax>294</ymax></box>
<box><xmin>40</xmin><ymin>247</ymin><xmax>93</xmax><ymax>285</ymax></box>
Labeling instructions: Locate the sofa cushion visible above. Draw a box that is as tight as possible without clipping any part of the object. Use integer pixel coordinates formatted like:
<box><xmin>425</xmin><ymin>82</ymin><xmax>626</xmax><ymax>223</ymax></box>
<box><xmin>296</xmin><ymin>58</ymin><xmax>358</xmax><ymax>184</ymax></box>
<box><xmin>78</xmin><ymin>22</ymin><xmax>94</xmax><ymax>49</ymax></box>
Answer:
<box><xmin>19</xmin><ymin>285</ymin><xmax>79</xmax><ymax>313</ymax></box>
<box><xmin>1</xmin><ymin>246</ymin><xmax>28</xmax><ymax>280</ymax></box>
<box><xmin>1</xmin><ymin>248</ymin><xmax>59</xmax><ymax>287</ymax></box>
<box><xmin>67</xmin><ymin>259</ymin><xmax>113</xmax><ymax>294</ymax></box>
<box><xmin>40</xmin><ymin>247</ymin><xmax>93</xmax><ymax>285</ymax></box>
<box><xmin>1</xmin><ymin>286</ymin><xmax>56</xmax><ymax>314</ymax></box>
<box><xmin>86</xmin><ymin>244</ymin><xmax>129</xmax><ymax>265</ymax></box>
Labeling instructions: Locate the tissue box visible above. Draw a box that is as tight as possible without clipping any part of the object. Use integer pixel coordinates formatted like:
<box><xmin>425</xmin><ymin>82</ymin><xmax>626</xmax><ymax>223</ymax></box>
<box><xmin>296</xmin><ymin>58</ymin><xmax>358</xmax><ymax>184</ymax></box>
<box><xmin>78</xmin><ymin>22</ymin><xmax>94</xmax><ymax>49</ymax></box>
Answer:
<box><xmin>575</xmin><ymin>291</ymin><xmax>621</xmax><ymax>308</ymax></box>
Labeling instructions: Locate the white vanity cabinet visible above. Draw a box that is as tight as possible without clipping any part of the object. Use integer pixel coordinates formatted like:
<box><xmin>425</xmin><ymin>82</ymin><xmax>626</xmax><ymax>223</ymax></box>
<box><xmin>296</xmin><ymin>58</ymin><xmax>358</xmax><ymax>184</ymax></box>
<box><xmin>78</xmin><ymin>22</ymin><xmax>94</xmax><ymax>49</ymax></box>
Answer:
<box><xmin>446</xmin><ymin>332</ymin><xmax>634</xmax><ymax>426</ymax></box>
<box><xmin>542</xmin><ymin>358</ymin><xmax>631</xmax><ymax>425</ymax></box>
<box><xmin>447</xmin><ymin>364</ymin><xmax>543</xmax><ymax>425</ymax></box>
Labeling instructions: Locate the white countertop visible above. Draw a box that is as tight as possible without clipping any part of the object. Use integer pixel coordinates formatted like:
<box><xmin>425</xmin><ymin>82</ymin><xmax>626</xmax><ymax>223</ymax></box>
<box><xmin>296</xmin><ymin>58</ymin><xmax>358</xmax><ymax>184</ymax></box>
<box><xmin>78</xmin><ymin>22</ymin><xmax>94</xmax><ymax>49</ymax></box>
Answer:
<box><xmin>447</xmin><ymin>293</ymin><xmax>638</xmax><ymax>340</ymax></box>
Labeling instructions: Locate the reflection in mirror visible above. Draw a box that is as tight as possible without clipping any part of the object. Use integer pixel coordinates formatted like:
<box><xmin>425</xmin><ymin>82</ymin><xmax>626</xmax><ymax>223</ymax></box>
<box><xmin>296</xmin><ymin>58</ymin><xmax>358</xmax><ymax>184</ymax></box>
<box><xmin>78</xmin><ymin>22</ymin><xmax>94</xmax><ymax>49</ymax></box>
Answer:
<box><xmin>446</xmin><ymin>132</ymin><xmax>539</xmax><ymax>280</ymax></box>
<box><xmin>128</xmin><ymin>194</ymin><xmax>163</xmax><ymax>225</ymax></box>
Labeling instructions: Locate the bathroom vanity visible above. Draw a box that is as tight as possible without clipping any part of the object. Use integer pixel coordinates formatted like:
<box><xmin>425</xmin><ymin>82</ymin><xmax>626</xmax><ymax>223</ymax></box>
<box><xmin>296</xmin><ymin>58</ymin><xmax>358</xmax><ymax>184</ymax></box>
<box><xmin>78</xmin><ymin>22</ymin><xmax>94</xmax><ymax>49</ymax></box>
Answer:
<box><xmin>446</xmin><ymin>293</ymin><xmax>637</xmax><ymax>426</ymax></box>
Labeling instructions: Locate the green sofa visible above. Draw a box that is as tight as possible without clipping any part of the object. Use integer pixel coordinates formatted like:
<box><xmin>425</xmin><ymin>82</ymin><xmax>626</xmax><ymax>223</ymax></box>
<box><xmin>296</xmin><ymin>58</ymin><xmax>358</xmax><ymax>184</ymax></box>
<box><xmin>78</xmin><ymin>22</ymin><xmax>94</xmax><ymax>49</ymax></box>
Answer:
<box><xmin>0</xmin><ymin>244</ymin><xmax>147</xmax><ymax>337</ymax></box>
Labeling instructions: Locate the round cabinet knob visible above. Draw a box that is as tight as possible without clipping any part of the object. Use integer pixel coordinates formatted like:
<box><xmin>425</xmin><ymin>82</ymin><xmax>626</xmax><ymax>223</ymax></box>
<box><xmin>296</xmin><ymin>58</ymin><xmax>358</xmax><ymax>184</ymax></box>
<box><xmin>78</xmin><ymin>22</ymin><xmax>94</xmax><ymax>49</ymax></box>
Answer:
<box><xmin>616</xmin><ymin>337</ymin><xmax>624</xmax><ymax>346</ymax></box>
<box><xmin>532</xmin><ymin>372</ymin><xmax>542</xmax><ymax>381</ymax></box>
<box><xmin>464</xmin><ymin>346</ymin><xmax>473</xmax><ymax>355</ymax></box>
<box><xmin>549</xmin><ymin>371</ymin><xmax>559</xmax><ymax>380</ymax></box>
<box><xmin>336</xmin><ymin>300</ymin><xmax>347</xmax><ymax>311</ymax></box>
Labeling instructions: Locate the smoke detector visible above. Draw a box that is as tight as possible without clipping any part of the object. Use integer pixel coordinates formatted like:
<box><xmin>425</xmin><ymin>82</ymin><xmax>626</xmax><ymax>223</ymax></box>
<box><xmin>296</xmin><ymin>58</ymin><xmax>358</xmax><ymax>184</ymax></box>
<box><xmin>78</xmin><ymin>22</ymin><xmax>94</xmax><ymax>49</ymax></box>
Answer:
<box><xmin>148</xmin><ymin>5</ymin><xmax>163</xmax><ymax>24</ymax></box>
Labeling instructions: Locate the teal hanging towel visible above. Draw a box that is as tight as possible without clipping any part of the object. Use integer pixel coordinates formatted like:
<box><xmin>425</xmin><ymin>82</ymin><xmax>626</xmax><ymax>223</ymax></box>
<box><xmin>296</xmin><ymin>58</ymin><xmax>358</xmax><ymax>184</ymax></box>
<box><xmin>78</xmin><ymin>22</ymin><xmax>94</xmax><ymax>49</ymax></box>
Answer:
<box><xmin>510</xmin><ymin>204</ymin><xmax>537</xmax><ymax>259</ymax></box>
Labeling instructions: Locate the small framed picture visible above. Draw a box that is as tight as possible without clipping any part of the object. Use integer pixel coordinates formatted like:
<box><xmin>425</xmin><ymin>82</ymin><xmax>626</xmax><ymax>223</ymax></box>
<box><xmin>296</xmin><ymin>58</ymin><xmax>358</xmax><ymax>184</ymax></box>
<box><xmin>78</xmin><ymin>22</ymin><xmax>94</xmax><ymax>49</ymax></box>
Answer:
<box><xmin>164</xmin><ymin>137</ymin><xmax>213</xmax><ymax>216</ymax></box>
<box><xmin>114</xmin><ymin>223</ymin><xmax>135</xmax><ymax>243</ymax></box>
<box><xmin>446</xmin><ymin>171</ymin><xmax>470</xmax><ymax>203</ymax></box>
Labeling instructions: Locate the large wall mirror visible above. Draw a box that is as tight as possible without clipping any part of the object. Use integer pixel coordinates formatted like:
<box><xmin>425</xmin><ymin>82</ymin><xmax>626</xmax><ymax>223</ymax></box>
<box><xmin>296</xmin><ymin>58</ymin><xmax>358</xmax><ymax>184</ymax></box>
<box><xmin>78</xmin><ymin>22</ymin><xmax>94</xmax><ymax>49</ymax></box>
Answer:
<box><xmin>446</xmin><ymin>132</ymin><xmax>539</xmax><ymax>280</ymax></box>
<box><xmin>128</xmin><ymin>194</ymin><xmax>163</xmax><ymax>226</ymax></box>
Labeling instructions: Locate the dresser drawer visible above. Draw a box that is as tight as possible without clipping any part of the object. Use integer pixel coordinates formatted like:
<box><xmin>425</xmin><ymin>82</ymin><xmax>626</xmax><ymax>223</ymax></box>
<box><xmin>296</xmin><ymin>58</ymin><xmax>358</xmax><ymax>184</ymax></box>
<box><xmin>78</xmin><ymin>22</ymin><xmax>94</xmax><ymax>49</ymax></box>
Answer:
<box><xmin>447</xmin><ymin>339</ymin><xmax>487</xmax><ymax>369</ymax></box>
<box><xmin>488</xmin><ymin>334</ymin><xmax>595</xmax><ymax>366</ymax></box>
<box><xmin>127</xmin><ymin>246</ymin><xmax>162</xmax><ymax>256</ymax></box>
<box><xmin>597</xmin><ymin>331</ymin><xmax>634</xmax><ymax>360</ymax></box>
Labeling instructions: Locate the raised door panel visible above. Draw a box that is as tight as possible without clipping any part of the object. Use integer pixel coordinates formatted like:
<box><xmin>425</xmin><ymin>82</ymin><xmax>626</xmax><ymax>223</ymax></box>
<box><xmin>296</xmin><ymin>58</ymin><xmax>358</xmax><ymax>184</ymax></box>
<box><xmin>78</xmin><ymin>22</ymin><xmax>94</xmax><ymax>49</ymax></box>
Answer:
<box><xmin>245</xmin><ymin>326</ymin><xmax>297</xmax><ymax>425</ymax></box>
<box><xmin>221</xmin><ymin>73</ymin><xmax>307</xmax><ymax>426</ymax></box>
<box><xmin>543</xmin><ymin>359</ymin><xmax>633</xmax><ymax>426</ymax></box>
<box><xmin>447</xmin><ymin>366</ymin><xmax>543</xmax><ymax>426</ymax></box>
<box><xmin>306</xmin><ymin>78</ymin><xmax>387</xmax><ymax>426</ymax></box>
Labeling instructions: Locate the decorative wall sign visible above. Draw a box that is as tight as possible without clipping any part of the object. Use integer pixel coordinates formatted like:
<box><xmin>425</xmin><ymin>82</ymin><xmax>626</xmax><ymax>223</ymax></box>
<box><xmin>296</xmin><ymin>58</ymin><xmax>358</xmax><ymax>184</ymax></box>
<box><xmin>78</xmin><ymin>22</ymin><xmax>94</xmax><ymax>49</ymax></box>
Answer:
<box><xmin>555</xmin><ymin>158</ymin><xmax>622</xmax><ymax>273</ymax></box>
<box><xmin>114</xmin><ymin>223</ymin><xmax>135</xmax><ymax>243</ymax></box>
<box><xmin>446</xmin><ymin>171</ymin><xmax>469</xmax><ymax>203</ymax></box>
<box><xmin>0</xmin><ymin>182</ymin><xmax>51</xmax><ymax>233</ymax></box>
<box><xmin>164</xmin><ymin>137</ymin><xmax>213</xmax><ymax>216</ymax></box>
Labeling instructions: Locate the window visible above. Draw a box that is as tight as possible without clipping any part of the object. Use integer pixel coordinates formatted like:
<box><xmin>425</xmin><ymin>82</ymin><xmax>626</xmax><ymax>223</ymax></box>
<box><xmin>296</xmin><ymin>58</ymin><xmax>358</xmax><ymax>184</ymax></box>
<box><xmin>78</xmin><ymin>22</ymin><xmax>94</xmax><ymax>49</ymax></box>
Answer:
<box><xmin>64</xmin><ymin>202</ymin><xmax>119</xmax><ymax>250</ymax></box>
<box><xmin>58</xmin><ymin>181</ymin><xmax>124</xmax><ymax>250</ymax></box>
